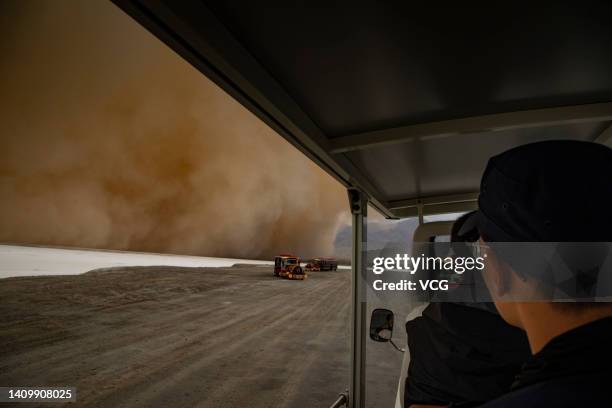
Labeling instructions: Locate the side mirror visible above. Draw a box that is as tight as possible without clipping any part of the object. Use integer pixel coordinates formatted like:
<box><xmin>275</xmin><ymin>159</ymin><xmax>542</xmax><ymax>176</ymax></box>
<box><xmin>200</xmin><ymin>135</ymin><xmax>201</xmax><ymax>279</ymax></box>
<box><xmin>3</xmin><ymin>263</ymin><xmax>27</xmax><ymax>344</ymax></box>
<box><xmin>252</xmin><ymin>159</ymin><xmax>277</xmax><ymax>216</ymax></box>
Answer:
<box><xmin>369</xmin><ymin>308</ymin><xmax>405</xmax><ymax>353</ymax></box>
<box><xmin>370</xmin><ymin>308</ymin><xmax>394</xmax><ymax>342</ymax></box>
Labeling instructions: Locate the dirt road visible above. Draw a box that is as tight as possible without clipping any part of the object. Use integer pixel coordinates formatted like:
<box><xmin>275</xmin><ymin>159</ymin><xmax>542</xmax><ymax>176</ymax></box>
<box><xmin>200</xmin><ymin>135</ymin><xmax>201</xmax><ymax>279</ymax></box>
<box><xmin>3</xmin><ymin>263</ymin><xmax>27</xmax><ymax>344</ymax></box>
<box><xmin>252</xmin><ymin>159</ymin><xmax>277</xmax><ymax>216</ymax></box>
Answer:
<box><xmin>0</xmin><ymin>265</ymin><xmax>402</xmax><ymax>407</ymax></box>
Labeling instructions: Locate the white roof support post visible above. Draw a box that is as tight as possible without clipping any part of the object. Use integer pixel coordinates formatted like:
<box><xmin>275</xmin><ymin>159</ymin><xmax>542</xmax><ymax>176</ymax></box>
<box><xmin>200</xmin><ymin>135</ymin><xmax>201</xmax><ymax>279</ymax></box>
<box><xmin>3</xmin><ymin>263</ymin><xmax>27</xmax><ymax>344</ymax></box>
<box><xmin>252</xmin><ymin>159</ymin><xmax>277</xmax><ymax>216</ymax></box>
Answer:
<box><xmin>347</xmin><ymin>188</ymin><xmax>368</xmax><ymax>408</ymax></box>
<box><xmin>417</xmin><ymin>200</ymin><xmax>424</xmax><ymax>226</ymax></box>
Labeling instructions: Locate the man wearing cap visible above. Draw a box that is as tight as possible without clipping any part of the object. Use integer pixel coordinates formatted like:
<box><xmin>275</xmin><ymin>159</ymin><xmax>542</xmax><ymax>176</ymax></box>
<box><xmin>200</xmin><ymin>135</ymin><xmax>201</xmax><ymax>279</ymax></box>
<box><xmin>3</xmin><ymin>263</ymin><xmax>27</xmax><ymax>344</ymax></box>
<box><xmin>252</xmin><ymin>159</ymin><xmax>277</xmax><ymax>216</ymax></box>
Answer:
<box><xmin>470</xmin><ymin>140</ymin><xmax>612</xmax><ymax>407</ymax></box>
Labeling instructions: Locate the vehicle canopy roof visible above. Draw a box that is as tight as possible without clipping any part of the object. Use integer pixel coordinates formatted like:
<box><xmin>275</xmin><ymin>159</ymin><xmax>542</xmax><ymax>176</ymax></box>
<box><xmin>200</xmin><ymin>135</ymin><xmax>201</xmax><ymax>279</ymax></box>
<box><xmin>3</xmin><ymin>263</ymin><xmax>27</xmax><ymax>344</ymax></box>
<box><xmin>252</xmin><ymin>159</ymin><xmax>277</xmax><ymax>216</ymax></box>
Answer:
<box><xmin>113</xmin><ymin>1</ymin><xmax>612</xmax><ymax>218</ymax></box>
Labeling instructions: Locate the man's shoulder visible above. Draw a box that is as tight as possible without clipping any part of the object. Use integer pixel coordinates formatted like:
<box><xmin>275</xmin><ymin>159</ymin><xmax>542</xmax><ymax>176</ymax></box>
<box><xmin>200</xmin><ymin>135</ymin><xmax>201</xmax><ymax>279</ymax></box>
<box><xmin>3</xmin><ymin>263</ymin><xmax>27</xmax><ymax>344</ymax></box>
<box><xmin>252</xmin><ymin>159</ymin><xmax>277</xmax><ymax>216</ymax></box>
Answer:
<box><xmin>477</xmin><ymin>374</ymin><xmax>607</xmax><ymax>408</ymax></box>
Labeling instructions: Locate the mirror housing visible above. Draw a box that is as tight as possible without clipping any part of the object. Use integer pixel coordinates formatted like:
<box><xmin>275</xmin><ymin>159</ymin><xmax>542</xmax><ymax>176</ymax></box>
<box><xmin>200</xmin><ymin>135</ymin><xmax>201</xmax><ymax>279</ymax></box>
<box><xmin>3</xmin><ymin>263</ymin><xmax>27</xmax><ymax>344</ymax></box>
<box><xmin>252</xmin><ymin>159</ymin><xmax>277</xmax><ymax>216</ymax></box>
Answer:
<box><xmin>369</xmin><ymin>308</ymin><xmax>394</xmax><ymax>342</ymax></box>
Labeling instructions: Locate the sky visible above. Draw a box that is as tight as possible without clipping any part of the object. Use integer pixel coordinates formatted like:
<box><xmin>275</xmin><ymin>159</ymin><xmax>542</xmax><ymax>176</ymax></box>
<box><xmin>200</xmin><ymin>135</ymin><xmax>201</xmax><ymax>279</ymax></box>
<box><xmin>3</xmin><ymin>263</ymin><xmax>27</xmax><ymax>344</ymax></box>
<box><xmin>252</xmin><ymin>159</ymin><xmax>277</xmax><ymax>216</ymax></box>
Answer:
<box><xmin>0</xmin><ymin>0</ymin><xmax>350</xmax><ymax>260</ymax></box>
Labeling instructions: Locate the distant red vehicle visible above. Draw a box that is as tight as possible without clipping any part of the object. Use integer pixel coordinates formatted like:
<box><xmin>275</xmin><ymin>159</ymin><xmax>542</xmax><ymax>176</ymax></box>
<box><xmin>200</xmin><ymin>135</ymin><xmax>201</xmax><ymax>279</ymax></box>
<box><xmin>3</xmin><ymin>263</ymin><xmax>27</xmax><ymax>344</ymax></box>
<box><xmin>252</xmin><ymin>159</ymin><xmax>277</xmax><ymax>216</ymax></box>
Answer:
<box><xmin>305</xmin><ymin>258</ymin><xmax>338</xmax><ymax>272</ymax></box>
<box><xmin>273</xmin><ymin>254</ymin><xmax>306</xmax><ymax>280</ymax></box>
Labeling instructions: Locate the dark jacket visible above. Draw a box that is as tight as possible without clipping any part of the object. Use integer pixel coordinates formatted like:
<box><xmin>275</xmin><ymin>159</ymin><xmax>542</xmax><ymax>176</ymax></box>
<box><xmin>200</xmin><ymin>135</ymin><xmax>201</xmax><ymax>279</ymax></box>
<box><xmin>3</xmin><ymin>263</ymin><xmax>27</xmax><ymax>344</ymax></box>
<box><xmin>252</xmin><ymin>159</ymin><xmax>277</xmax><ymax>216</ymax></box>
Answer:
<box><xmin>404</xmin><ymin>303</ymin><xmax>530</xmax><ymax>407</ymax></box>
<box><xmin>477</xmin><ymin>317</ymin><xmax>612</xmax><ymax>407</ymax></box>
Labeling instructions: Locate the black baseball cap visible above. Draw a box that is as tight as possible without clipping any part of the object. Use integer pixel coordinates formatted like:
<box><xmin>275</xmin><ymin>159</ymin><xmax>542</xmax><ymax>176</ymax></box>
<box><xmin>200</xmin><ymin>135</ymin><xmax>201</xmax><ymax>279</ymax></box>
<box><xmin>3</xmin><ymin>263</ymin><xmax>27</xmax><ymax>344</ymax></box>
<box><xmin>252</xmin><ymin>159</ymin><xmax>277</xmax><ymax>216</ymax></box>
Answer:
<box><xmin>473</xmin><ymin>140</ymin><xmax>612</xmax><ymax>242</ymax></box>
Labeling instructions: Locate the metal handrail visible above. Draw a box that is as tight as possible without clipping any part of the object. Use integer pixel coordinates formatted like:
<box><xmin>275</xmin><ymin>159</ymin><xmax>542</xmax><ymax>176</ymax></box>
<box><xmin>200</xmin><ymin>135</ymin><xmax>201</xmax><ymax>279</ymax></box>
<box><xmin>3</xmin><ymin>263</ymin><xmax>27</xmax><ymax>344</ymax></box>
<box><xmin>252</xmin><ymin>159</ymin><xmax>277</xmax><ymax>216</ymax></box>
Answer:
<box><xmin>329</xmin><ymin>391</ymin><xmax>349</xmax><ymax>408</ymax></box>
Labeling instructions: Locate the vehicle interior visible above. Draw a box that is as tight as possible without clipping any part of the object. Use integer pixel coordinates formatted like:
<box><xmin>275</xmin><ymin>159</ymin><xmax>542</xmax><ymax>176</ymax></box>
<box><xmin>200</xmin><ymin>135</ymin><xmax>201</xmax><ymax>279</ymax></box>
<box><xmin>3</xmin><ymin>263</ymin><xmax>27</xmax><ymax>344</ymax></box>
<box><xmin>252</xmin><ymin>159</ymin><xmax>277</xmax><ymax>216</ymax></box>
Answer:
<box><xmin>112</xmin><ymin>2</ymin><xmax>612</xmax><ymax>407</ymax></box>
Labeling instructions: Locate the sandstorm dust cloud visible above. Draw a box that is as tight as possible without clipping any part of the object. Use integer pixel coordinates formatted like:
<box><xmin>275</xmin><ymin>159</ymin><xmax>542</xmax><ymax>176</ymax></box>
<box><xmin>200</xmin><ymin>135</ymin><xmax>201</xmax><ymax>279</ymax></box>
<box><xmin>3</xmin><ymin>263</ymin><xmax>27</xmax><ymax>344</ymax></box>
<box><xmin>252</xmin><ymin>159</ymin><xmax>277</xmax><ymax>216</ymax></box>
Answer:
<box><xmin>0</xmin><ymin>1</ymin><xmax>347</xmax><ymax>260</ymax></box>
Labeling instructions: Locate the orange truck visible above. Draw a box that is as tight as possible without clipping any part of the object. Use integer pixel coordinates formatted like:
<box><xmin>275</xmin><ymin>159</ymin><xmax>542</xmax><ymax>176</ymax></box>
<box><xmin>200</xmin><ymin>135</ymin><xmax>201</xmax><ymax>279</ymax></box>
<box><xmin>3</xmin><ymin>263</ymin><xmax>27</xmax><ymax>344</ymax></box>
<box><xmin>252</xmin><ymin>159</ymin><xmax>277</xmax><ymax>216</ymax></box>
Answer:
<box><xmin>305</xmin><ymin>258</ymin><xmax>338</xmax><ymax>272</ymax></box>
<box><xmin>273</xmin><ymin>254</ymin><xmax>307</xmax><ymax>280</ymax></box>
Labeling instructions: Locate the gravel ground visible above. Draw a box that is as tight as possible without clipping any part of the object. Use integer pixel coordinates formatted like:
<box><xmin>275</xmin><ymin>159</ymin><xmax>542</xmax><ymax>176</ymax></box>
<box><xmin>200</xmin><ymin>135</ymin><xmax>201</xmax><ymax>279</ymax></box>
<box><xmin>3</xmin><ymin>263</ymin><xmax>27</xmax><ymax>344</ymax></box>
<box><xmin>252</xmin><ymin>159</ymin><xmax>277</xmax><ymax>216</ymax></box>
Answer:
<box><xmin>0</xmin><ymin>265</ymin><xmax>403</xmax><ymax>408</ymax></box>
